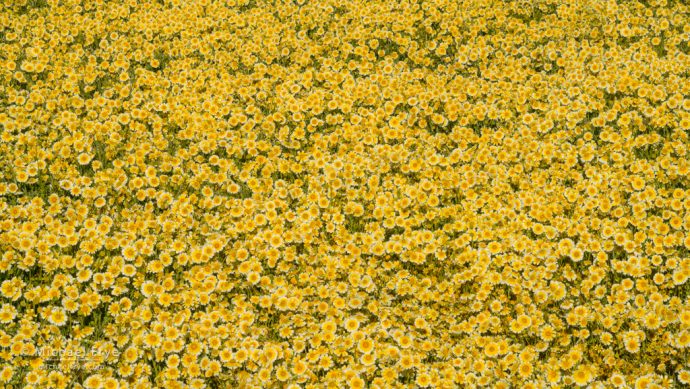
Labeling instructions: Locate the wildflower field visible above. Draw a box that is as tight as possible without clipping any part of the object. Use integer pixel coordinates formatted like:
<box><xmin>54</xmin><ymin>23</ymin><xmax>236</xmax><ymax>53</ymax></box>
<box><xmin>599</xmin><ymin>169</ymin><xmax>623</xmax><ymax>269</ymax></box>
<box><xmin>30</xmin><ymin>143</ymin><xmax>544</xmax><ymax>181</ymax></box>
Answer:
<box><xmin>1</xmin><ymin>0</ymin><xmax>690</xmax><ymax>387</ymax></box>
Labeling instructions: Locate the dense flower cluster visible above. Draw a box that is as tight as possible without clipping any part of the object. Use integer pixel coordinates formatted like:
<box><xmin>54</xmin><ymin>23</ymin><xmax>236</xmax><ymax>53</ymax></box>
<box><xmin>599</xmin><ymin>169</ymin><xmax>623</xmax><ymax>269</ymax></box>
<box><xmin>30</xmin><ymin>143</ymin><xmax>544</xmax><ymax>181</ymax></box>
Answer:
<box><xmin>2</xmin><ymin>0</ymin><xmax>690</xmax><ymax>387</ymax></box>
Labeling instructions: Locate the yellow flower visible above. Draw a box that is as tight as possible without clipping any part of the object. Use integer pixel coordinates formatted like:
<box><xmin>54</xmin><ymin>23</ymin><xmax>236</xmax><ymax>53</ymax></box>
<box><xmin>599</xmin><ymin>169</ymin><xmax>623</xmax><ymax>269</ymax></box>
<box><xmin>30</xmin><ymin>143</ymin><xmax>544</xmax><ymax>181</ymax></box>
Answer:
<box><xmin>77</xmin><ymin>153</ymin><xmax>93</xmax><ymax>165</ymax></box>
<box><xmin>83</xmin><ymin>374</ymin><xmax>103</xmax><ymax>389</ymax></box>
<box><xmin>357</xmin><ymin>338</ymin><xmax>374</xmax><ymax>354</ymax></box>
<box><xmin>484</xmin><ymin>341</ymin><xmax>499</xmax><ymax>358</ymax></box>
<box><xmin>415</xmin><ymin>372</ymin><xmax>431</xmax><ymax>387</ymax></box>
<box><xmin>572</xmin><ymin>365</ymin><xmax>593</xmax><ymax>386</ymax></box>
<box><xmin>0</xmin><ymin>366</ymin><xmax>13</xmax><ymax>383</ymax></box>
<box><xmin>47</xmin><ymin>308</ymin><xmax>67</xmax><ymax>326</ymax></box>
<box><xmin>679</xmin><ymin>370</ymin><xmax>690</xmax><ymax>385</ymax></box>
<box><xmin>344</xmin><ymin>317</ymin><xmax>360</xmax><ymax>332</ymax></box>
